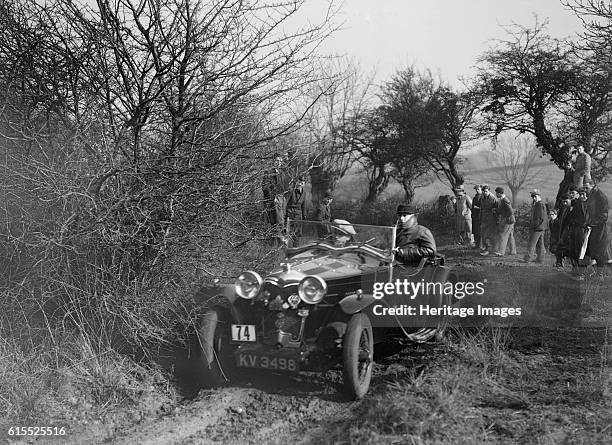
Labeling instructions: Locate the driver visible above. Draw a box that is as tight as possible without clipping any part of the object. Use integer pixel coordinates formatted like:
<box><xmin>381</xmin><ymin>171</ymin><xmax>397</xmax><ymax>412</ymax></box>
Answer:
<box><xmin>394</xmin><ymin>204</ymin><xmax>437</xmax><ymax>265</ymax></box>
<box><xmin>330</xmin><ymin>219</ymin><xmax>356</xmax><ymax>247</ymax></box>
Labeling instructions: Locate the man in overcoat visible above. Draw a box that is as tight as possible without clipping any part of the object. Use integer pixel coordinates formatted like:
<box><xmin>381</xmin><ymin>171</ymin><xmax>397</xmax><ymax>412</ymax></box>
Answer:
<box><xmin>394</xmin><ymin>205</ymin><xmax>437</xmax><ymax>266</ymax></box>
<box><xmin>583</xmin><ymin>180</ymin><xmax>611</xmax><ymax>269</ymax></box>
<box><xmin>494</xmin><ymin>187</ymin><xmax>516</xmax><ymax>256</ymax></box>
<box><xmin>523</xmin><ymin>189</ymin><xmax>549</xmax><ymax>263</ymax></box>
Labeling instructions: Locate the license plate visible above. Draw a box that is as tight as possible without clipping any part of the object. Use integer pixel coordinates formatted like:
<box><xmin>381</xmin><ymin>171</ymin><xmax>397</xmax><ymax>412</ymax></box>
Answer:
<box><xmin>231</xmin><ymin>324</ymin><xmax>256</xmax><ymax>342</ymax></box>
<box><xmin>236</xmin><ymin>353</ymin><xmax>299</xmax><ymax>371</ymax></box>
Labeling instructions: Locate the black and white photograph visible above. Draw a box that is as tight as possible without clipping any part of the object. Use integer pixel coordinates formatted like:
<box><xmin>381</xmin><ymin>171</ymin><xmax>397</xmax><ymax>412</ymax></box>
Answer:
<box><xmin>1</xmin><ymin>0</ymin><xmax>611</xmax><ymax>443</ymax></box>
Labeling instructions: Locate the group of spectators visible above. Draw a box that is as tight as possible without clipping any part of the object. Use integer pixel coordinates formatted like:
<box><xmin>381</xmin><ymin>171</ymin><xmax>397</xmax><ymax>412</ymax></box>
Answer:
<box><xmin>452</xmin><ymin>144</ymin><xmax>611</xmax><ymax>277</ymax></box>
<box><xmin>261</xmin><ymin>154</ymin><xmax>308</xmax><ymax>241</ymax></box>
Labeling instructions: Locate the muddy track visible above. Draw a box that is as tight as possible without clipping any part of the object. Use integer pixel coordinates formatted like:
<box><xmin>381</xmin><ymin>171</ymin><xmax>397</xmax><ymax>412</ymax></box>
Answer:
<box><xmin>102</xmin><ymin>342</ymin><xmax>443</xmax><ymax>445</ymax></box>
<box><xmin>108</xmin><ymin>366</ymin><xmax>378</xmax><ymax>444</ymax></box>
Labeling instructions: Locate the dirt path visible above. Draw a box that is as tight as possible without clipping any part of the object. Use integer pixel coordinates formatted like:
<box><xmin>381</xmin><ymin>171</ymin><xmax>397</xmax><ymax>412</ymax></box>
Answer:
<box><xmin>104</xmin><ymin>370</ymin><xmax>356</xmax><ymax>445</ymax></box>
<box><xmin>61</xmin><ymin>245</ymin><xmax>611</xmax><ymax>445</ymax></box>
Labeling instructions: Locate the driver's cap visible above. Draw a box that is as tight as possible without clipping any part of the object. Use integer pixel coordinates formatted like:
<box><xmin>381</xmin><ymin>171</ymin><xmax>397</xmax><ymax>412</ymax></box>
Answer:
<box><xmin>396</xmin><ymin>204</ymin><xmax>416</xmax><ymax>215</ymax></box>
<box><xmin>331</xmin><ymin>219</ymin><xmax>356</xmax><ymax>235</ymax></box>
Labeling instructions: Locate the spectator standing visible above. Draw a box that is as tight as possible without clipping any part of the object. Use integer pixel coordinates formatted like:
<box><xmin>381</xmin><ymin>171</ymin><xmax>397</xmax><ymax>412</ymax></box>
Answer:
<box><xmin>494</xmin><ymin>187</ymin><xmax>516</xmax><ymax>256</ymax></box>
<box><xmin>548</xmin><ymin>209</ymin><xmax>563</xmax><ymax>267</ymax></box>
<box><xmin>583</xmin><ymin>180</ymin><xmax>611</xmax><ymax>271</ymax></box>
<box><xmin>479</xmin><ymin>185</ymin><xmax>499</xmax><ymax>256</ymax></box>
<box><xmin>554</xmin><ymin>193</ymin><xmax>573</xmax><ymax>267</ymax></box>
<box><xmin>262</xmin><ymin>154</ymin><xmax>289</xmax><ymax>238</ymax></box>
<box><xmin>286</xmin><ymin>176</ymin><xmax>307</xmax><ymax>222</ymax></box>
<box><xmin>286</xmin><ymin>176</ymin><xmax>307</xmax><ymax>243</ymax></box>
<box><xmin>523</xmin><ymin>189</ymin><xmax>549</xmax><ymax>263</ymax></box>
<box><xmin>472</xmin><ymin>185</ymin><xmax>483</xmax><ymax>249</ymax></box>
<box><xmin>566</xmin><ymin>188</ymin><xmax>590</xmax><ymax>278</ymax></box>
<box><xmin>573</xmin><ymin>145</ymin><xmax>592</xmax><ymax>188</ymax></box>
<box><xmin>315</xmin><ymin>191</ymin><xmax>333</xmax><ymax>238</ymax></box>
<box><xmin>453</xmin><ymin>186</ymin><xmax>474</xmax><ymax>246</ymax></box>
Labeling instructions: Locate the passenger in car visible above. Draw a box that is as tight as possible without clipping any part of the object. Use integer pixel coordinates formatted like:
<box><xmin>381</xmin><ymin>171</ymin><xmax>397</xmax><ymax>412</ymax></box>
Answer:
<box><xmin>394</xmin><ymin>205</ymin><xmax>437</xmax><ymax>266</ymax></box>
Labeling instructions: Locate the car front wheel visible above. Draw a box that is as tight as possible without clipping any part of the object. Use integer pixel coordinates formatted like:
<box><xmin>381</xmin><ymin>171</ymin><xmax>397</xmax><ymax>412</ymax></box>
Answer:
<box><xmin>196</xmin><ymin>308</ymin><xmax>233</xmax><ymax>387</ymax></box>
<box><xmin>342</xmin><ymin>312</ymin><xmax>374</xmax><ymax>399</ymax></box>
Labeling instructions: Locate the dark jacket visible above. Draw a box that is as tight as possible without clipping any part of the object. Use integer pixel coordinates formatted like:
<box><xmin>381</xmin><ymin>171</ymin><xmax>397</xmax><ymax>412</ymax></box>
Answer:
<box><xmin>395</xmin><ymin>225</ymin><xmax>437</xmax><ymax>265</ymax></box>
<box><xmin>480</xmin><ymin>193</ymin><xmax>498</xmax><ymax>226</ymax></box>
<box><xmin>530</xmin><ymin>201</ymin><xmax>548</xmax><ymax>231</ymax></box>
<box><xmin>567</xmin><ymin>200</ymin><xmax>587</xmax><ymax>228</ymax></box>
<box><xmin>286</xmin><ymin>187</ymin><xmax>306</xmax><ymax>220</ymax></box>
<box><xmin>586</xmin><ymin>186</ymin><xmax>609</xmax><ymax>227</ymax></box>
<box><xmin>496</xmin><ymin>196</ymin><xmax>515</xmax><ymax>225</ymax></box>
<box><xmin>472</xmin><ymin>193</ymin><xmax>482</xmax><ymax>218</ymax></box>
<box><xmin>549</xmin><ymin>217</ymin><xmax>561</xmax><ymax>251</ymax></box>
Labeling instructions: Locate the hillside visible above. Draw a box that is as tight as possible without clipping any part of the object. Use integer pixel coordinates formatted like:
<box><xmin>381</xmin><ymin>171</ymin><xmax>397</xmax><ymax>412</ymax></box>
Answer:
<box><xmin>335</xmin><ymin>150</ymin><xmax>612</xmax><ymax>206</ymax></box>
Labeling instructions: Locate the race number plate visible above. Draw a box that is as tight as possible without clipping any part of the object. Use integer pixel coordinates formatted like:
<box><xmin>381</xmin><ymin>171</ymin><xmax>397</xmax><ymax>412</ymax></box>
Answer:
<box><xmin>236</xmin><ymin>353</ymin><xmax>299</xmax><ymax>371</ymax></box>
<box><xmin>231</xmin><ymin>324</ymin><xmax>256</xmax><ymax>342</ymax></box>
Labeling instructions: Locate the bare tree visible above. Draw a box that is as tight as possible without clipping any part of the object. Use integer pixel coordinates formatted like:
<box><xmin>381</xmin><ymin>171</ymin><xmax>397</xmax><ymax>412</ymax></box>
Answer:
<box><xmin>0</xmin><ymin>0</ymin><xmax>340</xmax><ymax>347</ymax></box>
<box><xmin>484</xmin><ymin>133</ymin><xmax>545</xmax><ymax>207</ymax></box>
<box><xmin>379</xmin><ymin>67</ymin><xmax>478</xmax><ymax>190</ymax></box>
<box><xmin>299</xmin><ymin>57</ymin><xmax>375</xmax><ymax>208</ymax></box>
<box><xmin>477</xmin><ymin>19</ymin><xmax>612</xmax><ymax>202</ymax></box>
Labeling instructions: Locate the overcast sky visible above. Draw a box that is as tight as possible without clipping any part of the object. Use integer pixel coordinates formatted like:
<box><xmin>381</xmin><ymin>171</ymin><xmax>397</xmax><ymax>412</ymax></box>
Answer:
<box><xmin>305</xmin><ymin>0</ymin><xmax>584</xmax><ymax>86</ymax></box>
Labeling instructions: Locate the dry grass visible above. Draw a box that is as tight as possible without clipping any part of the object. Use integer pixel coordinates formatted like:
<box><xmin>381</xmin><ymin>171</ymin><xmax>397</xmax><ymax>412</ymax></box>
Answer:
<box><xmin>327</xmin><ymin>326</ymin><xmax>611</xmax><ymax>444</ymax></box>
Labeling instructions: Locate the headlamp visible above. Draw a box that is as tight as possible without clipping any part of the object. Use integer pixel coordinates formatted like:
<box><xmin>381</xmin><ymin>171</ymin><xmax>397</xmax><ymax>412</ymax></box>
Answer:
<box><xmin>298</xmin><ymin>276</ymin><xmax>327</xmax><ymax>304</ymax></box>
<box><xmin>234</xmin><ymin>271</ymin><xmax>263</xmax><ymax>299</ymax></box>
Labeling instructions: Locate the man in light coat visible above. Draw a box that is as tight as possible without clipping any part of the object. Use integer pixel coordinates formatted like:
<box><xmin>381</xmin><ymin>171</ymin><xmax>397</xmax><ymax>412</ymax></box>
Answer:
<box><xmin>453</xmin><ymin>186</ymin><xmax>474</xmax><ymax>246</ymax></box>
<box><xmin>573</xmin><ymin>145</ymin><xmax>592</xmax><ymax>188</ymax></box>
<box><xmin>494</xmin><ymin>187</ymin><xmax>516</xmax><ymax>256</ymax></box>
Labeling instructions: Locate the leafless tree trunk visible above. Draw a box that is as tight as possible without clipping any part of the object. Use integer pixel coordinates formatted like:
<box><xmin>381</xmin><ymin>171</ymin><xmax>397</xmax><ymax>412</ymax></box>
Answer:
<box><xmin>484</xmin><ymin>133</ymin><xmax>544</xmax><ymax>207</ymax></box>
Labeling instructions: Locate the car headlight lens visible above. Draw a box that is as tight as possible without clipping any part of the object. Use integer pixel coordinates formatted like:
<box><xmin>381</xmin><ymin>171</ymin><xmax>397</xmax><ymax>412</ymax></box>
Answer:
<box><xmin>298</xmin><ymin>276</ymin><xmax>327</xmax><ymax>304</ymax></box>
<box><xmin>234</xmin><ymin>271</ymin><xmax>263</xmax><ymax>299</ymax></box>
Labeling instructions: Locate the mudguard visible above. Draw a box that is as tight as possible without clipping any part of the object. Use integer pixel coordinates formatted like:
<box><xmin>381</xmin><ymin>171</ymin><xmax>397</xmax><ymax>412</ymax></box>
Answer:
<box><xmin>339</xmin><ymin>293</ymin><xmax>378</xmax><ymax>315</ymax></box>
<box><xmin>195</xmin><ymin>283</ymin><xmax>242</xmax><ymax>323</ymax></box>
<box><xmin>195</xmin><ymin>283</ymin><xmax>237</xmax><ymax>304</ymax></box>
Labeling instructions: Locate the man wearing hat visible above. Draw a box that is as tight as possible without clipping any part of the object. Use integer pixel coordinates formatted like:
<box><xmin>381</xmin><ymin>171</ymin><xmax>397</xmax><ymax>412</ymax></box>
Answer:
<box><xmin>316</xmin><ymin>191</ymin><xmax>333</xmax><ymax>237</ymax></box>
<box><xmin>479</xmin><ymin>185</ymin><xmax>499</xmax><ymax>256</ymax></box>
<box><xmin>262</xmin><ymin>154</ymin><xmax>289</xmax><ymax>237</ymax></box>
<box><xmin>523</xmin><ymin>189</ymin><xmax>548</xmax><ymax>263</ymax></box>
<box><xmin>330</xmin><ymin>219</ymin><xmax>356</xmax><ymax>247</ymax></box>
<box><xmin>453</xmin><ymin>185</ymin><xmax>474</xmax><ymax>246</ymax></box>
<box><xmin>583</xmin><ymin>180</ymin><xmax>611</xmax><ymax>270</ymax></box>
<box><xmin>472</xmin><ymin>185</ymin><xmax>483</xmax><ymax>249</ymax></box>
<box><xmin>286</xmin><ymin>176</ymin><xmax>307</xmax><ymax>244</ymax></box>
<box><xmin>286</xmin><ymin>176</ymin><xmax>307</xmax><ymax>222</ymax></box>
<box><xmin>394</xmin><ymin>205</ymin><xmax>437</xmax><ymax>266</ymax></box>
<box><xmin>566</xmin><ymin>187</ymin><xmax>590</xmax><ymax>276</ymax></box>
<box><xmin>494</xmin><ymin>186</ymin><xmax>516</xmax><ymax>256</ymax></box>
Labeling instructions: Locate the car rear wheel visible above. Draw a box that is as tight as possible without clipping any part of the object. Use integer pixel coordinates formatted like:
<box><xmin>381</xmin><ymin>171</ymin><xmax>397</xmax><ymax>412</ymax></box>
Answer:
<box><xmin>196</xmin><ymin>308</ymin><xmax>233</xmax><ymax>387</ymax></box>
<box><xmin>342</xmin><ymin>313</ymin><xmax>373</xmax><ymax>400</ymax></box>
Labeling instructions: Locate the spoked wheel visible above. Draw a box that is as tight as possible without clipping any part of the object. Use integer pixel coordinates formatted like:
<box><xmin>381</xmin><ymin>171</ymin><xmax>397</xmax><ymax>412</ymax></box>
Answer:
<box><xmin>196</xmin><ymin>308</ymin><xmax>233</xmax><ymax>387</ymax></box>
<box><xmin>342</xmin><ymin>313</ymin><xmax>374</xmax><ymax>400</ymax></box>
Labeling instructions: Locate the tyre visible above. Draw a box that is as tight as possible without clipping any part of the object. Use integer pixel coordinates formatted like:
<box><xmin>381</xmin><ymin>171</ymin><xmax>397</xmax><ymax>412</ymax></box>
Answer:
<box><xmin>342</xmin><ymin>313</ymin><xmax>374</xmax><ymax>400</ymax></box>
<box><xmin>196</xmin><ymin>308</ymin><xmax>233</xmax><ymax>387</ymax></box>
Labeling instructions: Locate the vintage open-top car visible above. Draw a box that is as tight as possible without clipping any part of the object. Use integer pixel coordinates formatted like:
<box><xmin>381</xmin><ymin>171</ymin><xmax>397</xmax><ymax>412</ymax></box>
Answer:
<box><xmin>196</xmin><ymin>220</ymin><xmax>455</xmax><ymax>399</ymax></box>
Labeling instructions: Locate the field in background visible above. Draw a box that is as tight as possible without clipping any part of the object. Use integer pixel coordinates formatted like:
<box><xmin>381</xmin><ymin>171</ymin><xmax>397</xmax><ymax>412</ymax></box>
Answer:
<box><xmin>334</xmin><ymin>150</ymin><xmax>612</xmax><ymax>207</ymax></box>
